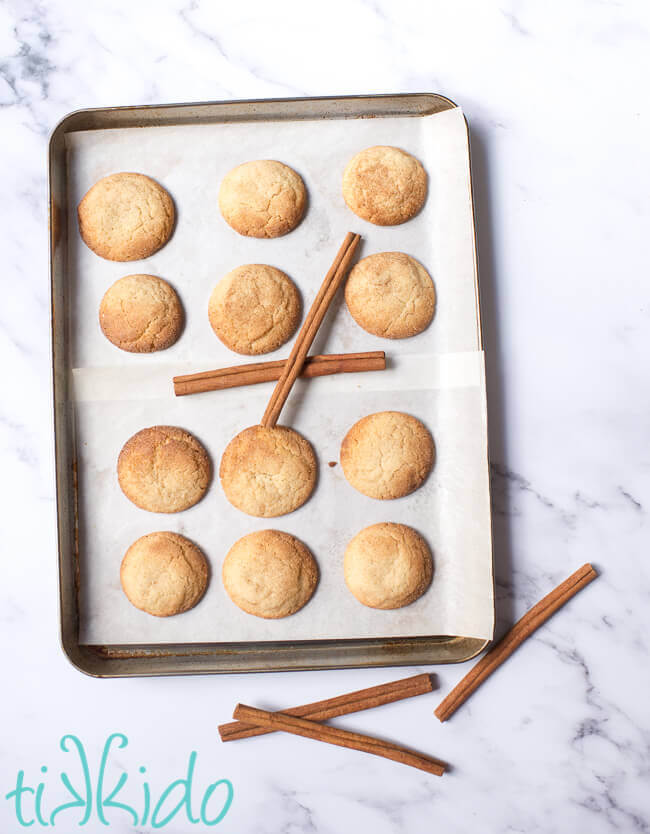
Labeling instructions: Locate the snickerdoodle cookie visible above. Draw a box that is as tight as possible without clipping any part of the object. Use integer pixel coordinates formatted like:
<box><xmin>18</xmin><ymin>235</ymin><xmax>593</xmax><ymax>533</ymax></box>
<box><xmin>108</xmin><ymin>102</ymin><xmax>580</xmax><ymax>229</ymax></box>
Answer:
<box><xmin>99</xmin><ymin>274</ymin><xmax>183</xmax><ymax>353</ymax></box>
<box><xmin>219</xmin><ymin>425</ymin><xmax>316</xmax><ymax>517</ymax></box>
<box><xmin>218</xmin><ymin>160</ymin><xmax>306</xmax><ymax>238</ymax></box>
<box><xmin>208</xmin><ymin>264</ymin><xmax>301</xmax><ymax>355</ymax></box>
<box><xmin>78</xmin><ymin>172</ymin><xmax>175</xmax><ymax>261</ymax></box>
<box><xmin>345</xmin><ymin>252</ymin><xmax>435</xmax><ymax>339</ymax></box>
<box><xmin>342</xmin><ymin>146</ymin><xmax>427</xmax><ymax>226</ymax></box>
<box><xmin>340</xmin><ymin>411</ymin><xmax>434</xmax><ymax>500</ymax></box>
<box><xmin>222</xmin><ymin>530</ymin><xmax>318</xmax><ymax>619</ymax></box>
<box><xmin>120</xmin><ymin>531</ymin><xmax>209</xmax><ymax>617</ymax></box>
<box><xmin>118</xmin><ymin>426</ymin><xmax>211</xmax><ymax>513</ymax></box>
<box><xmin>344</xmin><ymin>522</ymin><xmax>432</xmax><ymax>609</ymax></box>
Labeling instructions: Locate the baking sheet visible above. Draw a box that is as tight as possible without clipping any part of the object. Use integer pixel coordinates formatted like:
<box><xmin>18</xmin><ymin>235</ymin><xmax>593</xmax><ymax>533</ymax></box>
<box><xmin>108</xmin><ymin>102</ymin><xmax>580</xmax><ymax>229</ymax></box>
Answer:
<box><xmin>65</xmin><ymin>107</ymin><xmax>494</xmax><ymax>644</ymax></box>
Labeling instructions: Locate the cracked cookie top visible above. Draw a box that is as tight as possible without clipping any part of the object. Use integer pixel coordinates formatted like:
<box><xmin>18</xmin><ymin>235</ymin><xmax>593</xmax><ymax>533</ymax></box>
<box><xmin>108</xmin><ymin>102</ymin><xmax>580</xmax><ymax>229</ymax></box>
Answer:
<box><xmin>219</xmin><ymin>425</ymin><xmax>317</xmax><ymax>517</ymax></box>
<box><xmin>345</xmin><ymin>252</ymin><xmax>435</xmax><ymax>339</ymax></box>
<box><xmin>340</xmin><ymin>411</ymin><xmax>434</xmax><ymax>500</ymax></box>
<box><xmin>342</xmin><ymin>146</ymin><xmax>427</xmax><ymax>226</ymax></box>
<box><xmin>117</xmin><ymin>426</ymin><xmax>211</xmax><ymax>513</ymax></box>
<box><xmin>344</xmin><ymin>522</ymin><xmax>432</xmax><ymax>609</ymax></box>
<box><xmin>120</xmin><ymin>531</ymin><xmax>209</xmax><ymax>617</ymax></box>
<box><xmin>218</xmin><ymin>160</ymin><xmax>307</xmax><ymax>238</ymax></box>
<box><xmin>99</xmin><ymin>274</ymin><xmax>183</xmax><ymax>353</ymax></box>
<box><xmin>223</xmin><ymin>530</ymin><xmax>318</xmax><ymax>619</ymax></box>
<box><xmin>77</xmin><ymin>172</ymin><xmax>175</xmax><ymax>261</ymax></box>
<box><xmin>208</xmin><ymin>264</ymin><xmax>301</xmax><ymax>355</ymax></box>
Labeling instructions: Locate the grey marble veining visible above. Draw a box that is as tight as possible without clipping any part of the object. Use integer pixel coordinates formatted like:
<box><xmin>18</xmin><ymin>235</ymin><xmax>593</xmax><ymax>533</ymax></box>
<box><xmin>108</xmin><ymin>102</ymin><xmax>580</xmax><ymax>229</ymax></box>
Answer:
<box><xmin>1</xmin><ymin>0</ymin><xmax>649</xmax><ymax>831</ymax></box>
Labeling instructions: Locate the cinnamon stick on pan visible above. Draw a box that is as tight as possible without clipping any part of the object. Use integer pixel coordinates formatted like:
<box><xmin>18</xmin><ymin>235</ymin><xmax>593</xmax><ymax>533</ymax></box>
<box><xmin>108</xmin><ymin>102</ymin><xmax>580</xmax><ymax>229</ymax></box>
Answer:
<box><xmin>261</xmin><ymin>232</ymin><xmax>361</xmax><ymax>428</ymax></box>
<box><xmin>434</xmin><ymin>563</ymin><xmax>598</xmax><ymax>722</ymax></box>
<box><xmin>173</xmin><ymin>351</ymin><xmax>385</xmax><ymax>397</ymax></box>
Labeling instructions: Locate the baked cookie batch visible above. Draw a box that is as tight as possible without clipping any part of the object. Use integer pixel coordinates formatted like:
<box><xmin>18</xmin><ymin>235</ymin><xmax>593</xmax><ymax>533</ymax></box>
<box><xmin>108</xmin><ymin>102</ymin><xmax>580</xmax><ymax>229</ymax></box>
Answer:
<box><xmin>78</xmin><ymin>146</ymin><xmax>436</xmax><ymax>621</ymax></box>
<box><xmin>208</xmin><ymin>264</ymin><xmax>301</xmax><ymax>355</ymax></box>
<box><xmin>78</xmin><ymin>172</ymin><xmax>175</xmax><ymax>261</ymax></box>
<box><xmin>219</xmin><ymin>425</ymin><xmax>317</xmax><ymax>518</ymax></box>
<box><xmin>100</xmin><ymin>274</ymin><xmax>184</xmax><ymax>354</ymax></box>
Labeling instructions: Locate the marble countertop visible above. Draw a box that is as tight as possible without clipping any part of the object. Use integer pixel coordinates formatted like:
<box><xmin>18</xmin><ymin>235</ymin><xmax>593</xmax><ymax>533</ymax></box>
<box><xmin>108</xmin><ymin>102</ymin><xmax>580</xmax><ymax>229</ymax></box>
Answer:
<box><xmin>2</xmin><ymin>1</ymin><xmax>649</xmax><ymax>831</ymax></box>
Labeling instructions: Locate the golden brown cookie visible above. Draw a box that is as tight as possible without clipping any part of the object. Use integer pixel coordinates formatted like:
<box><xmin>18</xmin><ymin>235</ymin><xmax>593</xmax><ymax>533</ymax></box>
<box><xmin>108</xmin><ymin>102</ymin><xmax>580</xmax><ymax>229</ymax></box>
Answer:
<box><xmin>118</xmin><ymin>426</ymin><xmax>211</xmax><ymax>513</ymax></box>
<box><xmin>342</xmin><ymin>146</ymin><xmax>427</xmax><ymax>226</ymax></box>
<box><xmin>208</xmin><ymin>264</ymin><xmax>301</xmax><ymax>355</ymax></box>
<box><xmin>345</xmin><ymin>252</ymin><xmax>435</xmax><ymax>338</ymax></box>
<box><xmin>78</xmin><ymin>172</ymin><xmax>175</xmax><ymax>261</ymax></box>
<box><xmin>219</xmin><ymin>425</ymin><xmax>316</xmax><ymax>517</ymax></box>
<box><xmin>218</xmin><ymin>160</ymin><xmax>306</xmax><ymax>238</ymax></box>
<box><xmin>99</xmin><ymin>274</ymin><xmax>183</xmax><ymax>353</ymax></box>
<box><xmin>222</xmin><ymin>530</ymin><xmax>318</xmax><ymax>618</ymax></box>
<box><xmin>340</xmin><ymin>411</ymin><xmax>434</xmax><ymax>500</ymax></box>
<box><xmin>344</xmin><ymin>522</ymin><xmax>432</xmax><ymax>609</ymax></box>
<box><xmin>120</xmin><ymin>531</ymin><xmax>209</xmax><ymax>617</ymax></box>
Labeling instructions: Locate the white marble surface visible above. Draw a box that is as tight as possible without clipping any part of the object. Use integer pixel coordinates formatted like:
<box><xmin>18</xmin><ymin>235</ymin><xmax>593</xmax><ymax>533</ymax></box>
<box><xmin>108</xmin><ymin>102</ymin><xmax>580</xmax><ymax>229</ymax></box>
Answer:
<box><xmin>1</xmin><ymin>0</ymin><xmax>649</xmax><ymax>831</ymax></box>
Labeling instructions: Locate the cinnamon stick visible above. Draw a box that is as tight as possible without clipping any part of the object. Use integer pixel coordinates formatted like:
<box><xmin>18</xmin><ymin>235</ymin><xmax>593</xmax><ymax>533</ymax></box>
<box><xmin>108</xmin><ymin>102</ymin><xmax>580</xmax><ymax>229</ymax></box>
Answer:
<box><xmin>233</xmin><ymin>704</ymin><xmax>446</xmax><ymax>777</ymax></box>
<box><xmin>261</xmin><ymin>232</ymin><xmax>361</xmax><ymax>428</ymax></box>
<box><xmin>173</xmin><ymin>351</ymin><xmax>385</xmax><ymax>397</ymax></box>
<box><xmin>434</xmin><ymin>563</ymin><xmax>598</xmax><ymax>722</ymax></box>
<box><xmin>219</xmin><ymin>672</ymin><xmax>432</xmax><ymax>742</ymax></box>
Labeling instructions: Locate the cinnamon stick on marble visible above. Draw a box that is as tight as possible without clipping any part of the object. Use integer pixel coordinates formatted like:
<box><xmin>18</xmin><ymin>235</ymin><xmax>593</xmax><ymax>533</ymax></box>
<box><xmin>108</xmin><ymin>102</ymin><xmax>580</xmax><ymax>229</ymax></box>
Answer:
<box><xmin>434</xmin><ymin>563</ymin><xmax>598</xmax><ymax>722</ymax></box>
<box><xmin>219</xmin><ymin>672</ymin><xmax>433</xmax><ymax>742</ymax></box>
<box><xmin>233</xmin><ymin>704</ymin><xmax>446</xmax><ymax>777</ymax></box>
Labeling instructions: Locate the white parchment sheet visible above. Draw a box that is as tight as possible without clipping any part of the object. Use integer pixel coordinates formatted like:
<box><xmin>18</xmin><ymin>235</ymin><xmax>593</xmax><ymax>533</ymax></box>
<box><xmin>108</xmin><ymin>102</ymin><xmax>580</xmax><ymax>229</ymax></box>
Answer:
<box><xmin>66</xmin><ymin>106</ymin><xmax>494</xmax><ymax>644</ymax></box>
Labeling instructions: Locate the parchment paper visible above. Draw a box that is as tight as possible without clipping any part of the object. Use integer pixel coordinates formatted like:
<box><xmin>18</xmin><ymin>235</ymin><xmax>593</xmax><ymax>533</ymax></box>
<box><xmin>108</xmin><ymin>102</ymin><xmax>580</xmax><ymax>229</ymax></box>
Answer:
<box><xmin>65</xmin><ymin>106</ymin><xmax>494</xmax><ymax>644</ymax></box>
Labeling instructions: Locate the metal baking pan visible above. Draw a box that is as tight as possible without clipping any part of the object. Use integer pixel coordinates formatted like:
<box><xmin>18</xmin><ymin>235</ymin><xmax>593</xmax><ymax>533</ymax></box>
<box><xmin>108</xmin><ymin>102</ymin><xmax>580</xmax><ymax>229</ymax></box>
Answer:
<box><xmin>49</xmin><ymin>93</ymin><xmax>494</xmax><ymax>676</ymax></box>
